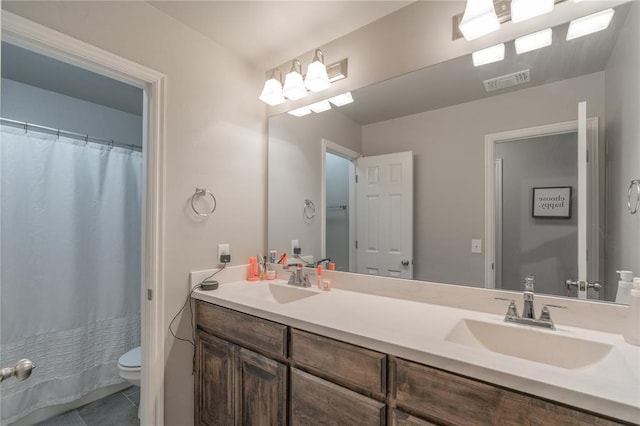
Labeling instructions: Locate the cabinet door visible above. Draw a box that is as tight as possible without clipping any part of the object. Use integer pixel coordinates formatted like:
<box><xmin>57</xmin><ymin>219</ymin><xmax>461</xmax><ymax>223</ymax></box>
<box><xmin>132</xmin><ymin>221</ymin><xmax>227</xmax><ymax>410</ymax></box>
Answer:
<box><xmin>195</xmin><ymin>331</ymin><xmax>235</xmax><ymax>426</ymax></box>
<box><xmin>237</xmin><ymin>348</ymin><xmax>287</xmax><ymax>426</ymax></box>
<box><xmin>291</xmin><ymin>368</ymin><xmax>385</xmax><ymax>426</ymax></box>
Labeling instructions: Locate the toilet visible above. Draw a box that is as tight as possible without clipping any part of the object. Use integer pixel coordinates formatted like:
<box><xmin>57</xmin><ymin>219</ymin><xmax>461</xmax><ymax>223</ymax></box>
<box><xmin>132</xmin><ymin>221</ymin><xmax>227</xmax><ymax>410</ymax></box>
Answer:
<box><xmin>118</xmin><ymin>346</ymin><xmax>141</xmax><ymax>386</ymax></box>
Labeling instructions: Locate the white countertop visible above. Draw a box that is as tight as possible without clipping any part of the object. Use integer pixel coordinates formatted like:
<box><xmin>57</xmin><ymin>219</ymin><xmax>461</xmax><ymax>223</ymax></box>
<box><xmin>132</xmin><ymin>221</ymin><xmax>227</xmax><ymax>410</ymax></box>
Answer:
<box><xmin>192</xmin><ymin>278</ymin><xmax>640</xmax><ymax>423</ymax></box>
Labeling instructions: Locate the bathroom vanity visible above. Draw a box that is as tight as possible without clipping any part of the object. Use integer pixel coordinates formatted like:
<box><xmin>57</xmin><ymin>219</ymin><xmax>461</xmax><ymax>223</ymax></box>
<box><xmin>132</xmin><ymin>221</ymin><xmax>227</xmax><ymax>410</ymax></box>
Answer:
<box><xmin>192</xmin><ymin>271</ymin><xmax>639</xmax><ymax>425</ymax></box>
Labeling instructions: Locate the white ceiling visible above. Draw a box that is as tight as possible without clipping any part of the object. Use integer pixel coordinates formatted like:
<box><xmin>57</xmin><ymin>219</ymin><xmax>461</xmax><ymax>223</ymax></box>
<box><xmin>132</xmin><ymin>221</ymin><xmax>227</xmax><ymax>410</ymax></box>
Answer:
<box><xmin>147</xmin><ymin>1</ymin><xmax>411</xmax><ymax>70</ymax></box>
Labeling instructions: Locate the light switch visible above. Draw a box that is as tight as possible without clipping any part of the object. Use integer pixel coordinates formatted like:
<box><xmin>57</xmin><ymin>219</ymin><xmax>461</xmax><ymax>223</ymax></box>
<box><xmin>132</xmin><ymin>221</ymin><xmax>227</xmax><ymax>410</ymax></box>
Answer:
<box><xmin>471</xmin><ymin>239</ymin><xmax>482</xmax><ymax>254</ymax></box>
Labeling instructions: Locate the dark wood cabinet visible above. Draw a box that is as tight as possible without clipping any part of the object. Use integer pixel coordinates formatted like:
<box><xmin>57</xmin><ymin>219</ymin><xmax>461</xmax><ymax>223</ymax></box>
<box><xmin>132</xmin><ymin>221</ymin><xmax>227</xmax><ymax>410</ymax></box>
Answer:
<box><xmin>194</xmin><ymin>300</ymin><xmax>631</xmax><ymax>426</ymax></box>
<box><xmin>236</xmin><ymin>348</ymin><xmax>287</xmax><ymax>426</ymax></box>
<box><xmin>290</xmin><ymin>368</ymin><xmax>386</xmax><ymax>426</ymax></box>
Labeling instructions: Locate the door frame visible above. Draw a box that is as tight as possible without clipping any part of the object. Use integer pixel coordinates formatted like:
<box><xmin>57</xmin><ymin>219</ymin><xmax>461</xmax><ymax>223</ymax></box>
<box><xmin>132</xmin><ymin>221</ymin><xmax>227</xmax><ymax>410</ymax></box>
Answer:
<box><xmin>2</xmin><ymin>12</ymin><xmax>167</xmax><ymax>425</ymax></box>
<box><xmin>321</xmin><ymin>139</ymin><xmax>361</xmax><ymax>272</ymax></box>
<box><xmin>484</xmin><ymin>118</ymin><xmax>599</xmax><ymax>289</ymax></box>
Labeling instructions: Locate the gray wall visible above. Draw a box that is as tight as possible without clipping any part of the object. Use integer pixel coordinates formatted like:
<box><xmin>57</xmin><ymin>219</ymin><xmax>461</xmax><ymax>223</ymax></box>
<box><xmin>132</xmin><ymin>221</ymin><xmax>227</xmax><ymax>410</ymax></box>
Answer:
<box><xmin>1</xmin><ymin>78</ymin><xmax>143</xmax><ymax>147</ymax></box>
<box><xmin>605</xmin><ymin>1</ymin><xmax>640</xmax><ymax>300</ymax></box>
<box><xmin>362</xmin><ymin>72</ymin><xmax>605</xmax><ymax>287</ymax></box>
<box><xmin>497</xmin><ymin>133</ymin><xmax>578</xmax><ymax>295</ymax></box>
<box><xmin>268</xmin><ymin>109</ymin><xmax>361</xmax><ymax>262</ymax></box>
<box><xmin>325</xmin><ymin>152</ymin><xmax>350</xmax><ymax>271</ymax></box>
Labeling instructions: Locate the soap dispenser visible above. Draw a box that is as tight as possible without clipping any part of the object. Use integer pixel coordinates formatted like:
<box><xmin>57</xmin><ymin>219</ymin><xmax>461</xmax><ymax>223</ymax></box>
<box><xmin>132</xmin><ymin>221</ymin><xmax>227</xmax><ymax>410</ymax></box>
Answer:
<box><xmin>624</xmin><ymin>277</ymin><xmax>640</xmax><ymax>346</ymax></box>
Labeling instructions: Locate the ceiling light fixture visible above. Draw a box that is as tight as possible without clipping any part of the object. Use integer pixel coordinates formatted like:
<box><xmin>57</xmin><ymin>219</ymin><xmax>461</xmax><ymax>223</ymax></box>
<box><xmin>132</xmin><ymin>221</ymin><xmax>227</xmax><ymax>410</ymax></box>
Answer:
<box><xmin>566</xmin><ymin>8</ymin><xmax>615</xmax><ymax>40</ymax></box>
<box><xmin>510</xmin><ymin>0</ymin><xmax>554</xmax><ymax>23</ymax></box>
<box><xmin>282</xmin><ymin>59</ymin><xmax>308</xmax><ymax>101</ymax></box>
<box><xmin>459</xmin><ymin>0</ymin><xmax>501</xmax><ymax>41</ymax></box>
<box><xmin>258</xmin><ymin>69</ymin><xmax>285</xmax><ymax>106</ymax></box>
<box><xmin>328</xmin><ymin>92</ymin><xmax>354</xmax><ymax>107</ymax></box>
<box><xmin>288</xmin><ymin>106</ymin><xmax>312</xmax><ymax>117</ymax></box>
<box><xmin>472</xmin><ymin>43</ymin><xmax>505</xmax><ymax>66</ymax></box>
<box><xmin>515</xmin><ymin>28</ymin><xmax>553</xmax><ymax>54</ymax></box>
<box><xmin>304</xmin><ymin>49</ymin><xmax>331</xmax><ymax>93</ymax></box>
<box><xmin>309</xmin><ymin>100</ymin><xmax>332</xmax><ymax>113</ymax></box>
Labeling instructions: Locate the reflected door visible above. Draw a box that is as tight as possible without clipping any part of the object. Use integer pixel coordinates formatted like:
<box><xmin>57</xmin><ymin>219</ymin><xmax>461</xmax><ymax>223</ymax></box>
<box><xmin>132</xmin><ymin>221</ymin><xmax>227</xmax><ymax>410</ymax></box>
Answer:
<box><xmin>355</xmin><ymin>151</ymin><xmax>413</xmax><ymax>279</ymax></box>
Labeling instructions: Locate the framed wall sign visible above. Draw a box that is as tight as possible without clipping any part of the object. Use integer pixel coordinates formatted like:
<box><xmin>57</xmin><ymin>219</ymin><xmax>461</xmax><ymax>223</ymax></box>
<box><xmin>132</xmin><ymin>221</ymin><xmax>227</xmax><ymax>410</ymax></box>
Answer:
<box><xmin>532</xmin><ymin>186</ymin><xmax>572</xmax><ymax>218</ymax></box>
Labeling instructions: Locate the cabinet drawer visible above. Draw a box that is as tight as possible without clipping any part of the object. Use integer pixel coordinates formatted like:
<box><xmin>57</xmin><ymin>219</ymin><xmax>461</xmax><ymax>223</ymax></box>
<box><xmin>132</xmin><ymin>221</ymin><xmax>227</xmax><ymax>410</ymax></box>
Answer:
<box><xmin>291</xmin><ymin>328</ymin><xmax>386</xmax><ymax>398</ymax></box>
<box><xmin>391</xmin><ymin>409</ymin><xmax>438</xmax><ymax>426</ymax></box>
<box><xmin>393</xmin><ymin>358</ymin><xmax>624</xmax><ymax>426</ymax></box>
<box><xmin>196</xmin><ymin>301</ymin><xmax>287</xmax><ymax>359</ymax></box>
<box><xmin>291</xmin><ymin>368</ymin><xmax>386</xmax><ymax>426</ymax></box>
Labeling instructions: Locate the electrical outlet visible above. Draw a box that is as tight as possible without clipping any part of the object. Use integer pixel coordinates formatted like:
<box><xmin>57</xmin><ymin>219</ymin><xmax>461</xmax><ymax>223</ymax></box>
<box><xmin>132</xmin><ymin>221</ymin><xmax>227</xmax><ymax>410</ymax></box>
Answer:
<box><xmin>291</xmin><ymin>240</ymin><xmax>300</xmax><ymax>255</ymax></box>
<box><xmin>218</xmin><ymin>243</ymin><xmax>230</xmax><ymax>263</ymax></box>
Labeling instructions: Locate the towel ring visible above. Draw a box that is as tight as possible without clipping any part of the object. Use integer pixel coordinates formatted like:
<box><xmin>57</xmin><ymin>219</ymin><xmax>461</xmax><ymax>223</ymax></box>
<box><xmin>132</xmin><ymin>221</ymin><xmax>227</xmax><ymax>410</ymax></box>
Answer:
<box><xmin>191</xmin><ymin>188</ymin><xmax>217</xmax><ymax>217</ymax></box>
<box><xmin>304</xmin><ymin>199</ymin><xmax>316</xmax><ymax>220</ymax></box>
<box><xmin>628</xmin><ymin>180</ymin><xmax>640</xmax><ymax>215</ymax></box>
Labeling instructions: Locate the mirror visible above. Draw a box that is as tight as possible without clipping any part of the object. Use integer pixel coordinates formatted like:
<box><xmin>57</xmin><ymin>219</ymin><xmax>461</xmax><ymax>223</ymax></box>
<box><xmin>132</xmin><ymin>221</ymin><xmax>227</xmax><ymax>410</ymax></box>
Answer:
<box><xmin>268</xmin><ymin>3</ymin><xmax>639</xmax><ymax>303</ymax></box>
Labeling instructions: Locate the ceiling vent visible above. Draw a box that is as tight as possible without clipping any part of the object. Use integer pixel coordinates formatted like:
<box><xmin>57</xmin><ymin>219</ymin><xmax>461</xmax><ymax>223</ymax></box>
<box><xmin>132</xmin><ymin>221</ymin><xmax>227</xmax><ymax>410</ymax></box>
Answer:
<box><xmin>483</xmin><ymin>69</ymin><xmax>530</xmax><ymax>92</ymax></box>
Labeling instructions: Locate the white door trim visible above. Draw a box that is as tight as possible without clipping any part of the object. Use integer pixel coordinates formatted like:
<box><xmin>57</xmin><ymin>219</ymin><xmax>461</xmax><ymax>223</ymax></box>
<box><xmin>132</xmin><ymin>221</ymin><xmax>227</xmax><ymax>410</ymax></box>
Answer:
<box><xmin>321</xmin><ymin>139</ymin><xmax>361</xmax><ymax>271</ymax></box>
<box><xmin>2</xmin><ymin>12</ymin><xmax>167</xmax><ymax>425</ymax></box>
<box><xmin>484</xmin><ymin>118</ymin><xmax>599</xmax><ymax>289</ymax></box>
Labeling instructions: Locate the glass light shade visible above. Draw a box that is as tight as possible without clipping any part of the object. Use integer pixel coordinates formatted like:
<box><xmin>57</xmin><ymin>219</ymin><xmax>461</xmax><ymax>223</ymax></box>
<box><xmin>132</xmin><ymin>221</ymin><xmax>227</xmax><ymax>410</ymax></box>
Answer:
<box><xmin>511</xmin><ymin>0</ymin><xmax>554</xmax><ymax>23</ymax></box>
<box><xmin>304</xmin><ymin>61</ymin><xmax>331</xmax><ymax>92</ymax></box>
<box><xmin>258</xmin><ymin>78</ymin><xmax>285</xmax><ymax>106</ymax></box>
<box><xmin>515</xmin><ymin>28</ymin><xmax>553</xmax><ymax>54</ymax></box>
<box><xmin>282</xmin><ymin>71</ymin><xmax>308</xmax><ymax>100</ymax></box>
<box><xmin>567</xmin><ymin>9</ymin><xmax>615</xmax><ymax>40</ymax></box>
<box><xmin>328</xmin><ymin>92</ymin><xmax>354</xmax><ymax>107</ymax></box>
<box><xmin>288</xmin><ymin>106</ymin><xmax>312</xmax><ymax>117</ymax></box>
<box><xmin>472</xmin><ymin>43</ymin><xmax>505</xmax><ymax>67</ymax></box>
<box><xmin>459</xmin><ymin>0</ymin><xmax>500</xmax><ymax>41</ymax></box>
<box><xmin>309</xmin><ymin>100</ymin><xmax>332</xmax><ymax>113</ymax></box>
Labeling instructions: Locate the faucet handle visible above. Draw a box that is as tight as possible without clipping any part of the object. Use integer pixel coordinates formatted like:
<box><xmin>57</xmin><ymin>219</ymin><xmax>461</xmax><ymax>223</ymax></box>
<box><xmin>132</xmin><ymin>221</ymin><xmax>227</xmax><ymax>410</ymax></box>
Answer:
<box><xmin>494</xmin><ymin>297</ymin><xmax>519</xmax><ymax>318</ymax></box>
<box><xmin>539</xmin><ymin>304</ymin><xmax>567</xmax><ymax>323</ymax></box>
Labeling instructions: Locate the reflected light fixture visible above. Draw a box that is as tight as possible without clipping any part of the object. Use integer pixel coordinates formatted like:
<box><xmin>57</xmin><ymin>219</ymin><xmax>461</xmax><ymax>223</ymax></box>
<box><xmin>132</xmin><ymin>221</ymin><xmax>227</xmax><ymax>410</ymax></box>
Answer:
<box><xmin>459</xmin><ymin>0</ymin><xmax>500</xmax><ymax>41</ymax></box>
<box><xmin>304</xmin><ymin>49</ymin><xmax>331</xmax><ymax>93</ymax></box>
<box><xmin>515</xmin><ymin>28</ymin><xmax>553</xmax><ymax>54</ymax></box>
<box><xmin>309</xmin><ymin>100</ymin><xmax>332</xmax><ymax>113</ymax></box>
<box><xmin>258</xmin><ymin>69</ymin><xmax>285</xmax><ymax>106</ymax></box>
<box><xmin>282</xmin><ymin>59</ymin><xmax>308</xmax><ymax>100</ymax></box>
<box><xmin>328</xmin><ymin>92</ymin><xmax>354</xmax><ymax>107</ymax></box>
<box><xmin>288</xmin><ymin>106</ymin><xmax>312</xmax><ymax>117</ymax></box>
<box><xmin>567</xmin><ymin>9</ymin><xmax>615</xmax><ymax>40</ymax></box>
<box><xmin>510</xmin><ymin>0</ymin><xmax>554</xmax><ymax>23</ymax></box>
<box><xmin>472</xmin><ymin>43</ymin><xmax>505</xmax><ymax>66</ymax></box>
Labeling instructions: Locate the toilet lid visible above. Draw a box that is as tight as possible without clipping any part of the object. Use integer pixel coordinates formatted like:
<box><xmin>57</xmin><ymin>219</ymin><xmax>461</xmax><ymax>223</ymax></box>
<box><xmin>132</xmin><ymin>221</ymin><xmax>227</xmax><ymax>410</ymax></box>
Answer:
<box><xmin>119</xmin><ymin>346</ymin><xmax>141</xmax><ymax>368</ymax></box>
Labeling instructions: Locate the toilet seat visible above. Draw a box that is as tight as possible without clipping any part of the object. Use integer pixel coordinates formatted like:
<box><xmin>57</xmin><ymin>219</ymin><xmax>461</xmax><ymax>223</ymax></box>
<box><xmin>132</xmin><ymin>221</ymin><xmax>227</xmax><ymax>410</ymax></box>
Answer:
<box><xmin>118</xmin><ymin>346</ymin><xmax>141</xmax><ymax>371</ymax></box>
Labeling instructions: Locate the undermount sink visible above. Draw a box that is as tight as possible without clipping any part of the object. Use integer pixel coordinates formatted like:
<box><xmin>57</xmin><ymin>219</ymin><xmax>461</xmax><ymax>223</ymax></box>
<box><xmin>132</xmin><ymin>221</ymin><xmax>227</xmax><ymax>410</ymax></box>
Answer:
<box><xmin>445</xmin><ymin>319</ymin><xmax>615</xmax><ymax>370</ymax></box>
<box><xmin>236</xmin><ymin>282</ymin><xmax>320</xmax><ymax>305</ymax></box>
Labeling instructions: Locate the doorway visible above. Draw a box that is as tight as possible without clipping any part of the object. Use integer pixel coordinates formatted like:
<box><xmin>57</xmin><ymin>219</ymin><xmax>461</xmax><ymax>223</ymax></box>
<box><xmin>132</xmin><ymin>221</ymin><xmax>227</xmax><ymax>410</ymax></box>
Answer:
<box><xmin>1</xmin><ymin>12</ymin><xmax>166</xmax><ymax>425</ymax></box>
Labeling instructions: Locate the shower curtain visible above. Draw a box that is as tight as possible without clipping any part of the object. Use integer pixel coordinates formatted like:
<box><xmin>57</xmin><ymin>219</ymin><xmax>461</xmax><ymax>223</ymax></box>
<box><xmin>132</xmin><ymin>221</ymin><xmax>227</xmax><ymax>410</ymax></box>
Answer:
<box><xmin>0</xmin><ymin>126</ymin><xmax>141</xmax><ymax>424</ymax></box>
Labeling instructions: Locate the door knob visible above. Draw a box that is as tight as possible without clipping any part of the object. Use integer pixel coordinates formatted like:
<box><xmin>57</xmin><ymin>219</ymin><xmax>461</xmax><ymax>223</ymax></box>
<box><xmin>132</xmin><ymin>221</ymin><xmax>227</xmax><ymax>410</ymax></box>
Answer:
<box><xmin>0</xmin><ymin>359</ymin><xmax>35</xmax><ymax>382</ymax></box>
<box><xmin>401</xmin><ymin>259</ymin><xmax>410</xmax><ymax>267</ymax></box>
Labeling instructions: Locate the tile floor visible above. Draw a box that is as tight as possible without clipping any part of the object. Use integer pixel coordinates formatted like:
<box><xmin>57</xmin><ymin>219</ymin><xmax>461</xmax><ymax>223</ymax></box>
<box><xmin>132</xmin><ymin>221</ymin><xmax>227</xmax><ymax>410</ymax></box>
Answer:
<box><xmin>35</xmin><ymin>387</ymin><xmax>140</xmax><ymax>426</ymax></box>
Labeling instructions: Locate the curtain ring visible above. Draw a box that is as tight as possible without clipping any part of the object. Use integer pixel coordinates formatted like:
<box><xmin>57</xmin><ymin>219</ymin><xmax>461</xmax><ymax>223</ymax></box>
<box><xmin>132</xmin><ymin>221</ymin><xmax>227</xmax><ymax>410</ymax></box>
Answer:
<box><xmin>304</xmin><ymin>199</ymin><xmax>316</xmax><ymax>220</ymax></box>
<box><xmin>628</xmin><ymin>180</ymin><xmax>640</xmax><ymax>214</ymax></box>
<box><xmin>191</xmin><ymin>188</ymin><xmax>217</xmax><ymax>217</ymax></box>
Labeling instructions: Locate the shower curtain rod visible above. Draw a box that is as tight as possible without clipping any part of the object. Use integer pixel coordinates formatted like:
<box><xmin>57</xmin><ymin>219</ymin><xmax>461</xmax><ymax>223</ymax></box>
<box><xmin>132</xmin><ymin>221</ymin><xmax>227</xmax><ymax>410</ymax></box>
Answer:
<box><xmin>0</xmin><ymin>117</ymin><xmax>142</xmax><ymax>152</ymax></box>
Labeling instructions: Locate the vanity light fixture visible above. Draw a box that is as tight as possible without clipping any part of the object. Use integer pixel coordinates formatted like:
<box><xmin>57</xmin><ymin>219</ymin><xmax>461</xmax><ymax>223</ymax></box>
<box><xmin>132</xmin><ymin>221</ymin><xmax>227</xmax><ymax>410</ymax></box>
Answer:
<box><xmin>288</xmin><ymin>106</ymin><xmax>312</xmax><ymax>117</ymax></box>
<box><xmin>308</xmin><ymin>100</ymin><xmax>332</xmax><ymax>113</ymax></box>
<box><xmin>458</xmin><ymin>0</ymin><xmax>501</xmax><ymax>41</ymax></box>
<box><xmin>472</xmin><ymin>43</ymin><xmax>505</xmax><ymax>67</ymax></box>
<box><xmin>328</xmin><ymin>92</ymin><xmax>354</xmax><ymax>107</ymax></box>
<box><xmin>282</xmin><ymin>59</ymin><xmax>308</xmax><ymax>100</ymax></box>
<box><xmin>515</xmin><ymin>28</ymin><xmax>553</xmax><ymax>54</ymax></box>
<box><xmin>304</xmin><ymin>49</ymin><xmax>331</xmax><ymax>93</ymax></box>
<box><xmin>258</xmin><ymin>69</ymin><xmax>285</xmax><ymax>106</ymax></box>
<box><xmin>510</xmin><ymin>0</ymin><xmax>554</xmax><ymax>23</ymax></box>
<box><xmin>566</xmin><ymin>8</ymin><xmax>615</xmax><ymax>40</ymax></box>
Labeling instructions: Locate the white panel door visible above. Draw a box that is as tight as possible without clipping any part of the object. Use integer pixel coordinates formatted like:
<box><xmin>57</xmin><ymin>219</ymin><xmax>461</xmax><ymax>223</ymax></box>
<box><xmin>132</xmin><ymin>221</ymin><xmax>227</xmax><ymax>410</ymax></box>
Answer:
<box><xmin>356</xmin><ymin>151</ymin><xmax>413</xmax><ymax>279</ymax></box>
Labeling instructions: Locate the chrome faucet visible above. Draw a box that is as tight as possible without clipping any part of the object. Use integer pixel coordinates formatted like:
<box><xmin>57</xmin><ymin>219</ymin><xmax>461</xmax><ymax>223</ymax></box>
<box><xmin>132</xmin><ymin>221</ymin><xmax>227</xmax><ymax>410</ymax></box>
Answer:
<box><xmin>496</xmin><ymin>275</ymin><xmax>566</xmax><ymax>330</ymax></box>
<box><xmin>286</xmin><ymin>265</ymin><xmax>312</xmax><ymax>287</ymax></box>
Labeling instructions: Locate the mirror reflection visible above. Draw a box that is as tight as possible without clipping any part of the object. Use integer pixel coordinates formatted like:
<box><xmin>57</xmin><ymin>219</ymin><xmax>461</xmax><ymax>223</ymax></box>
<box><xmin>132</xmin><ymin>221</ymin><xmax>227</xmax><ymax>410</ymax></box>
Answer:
<box><xmin>268</xmin><ymin>3</ymin><xmax>639</xmax><ymax>303</ymax></box>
